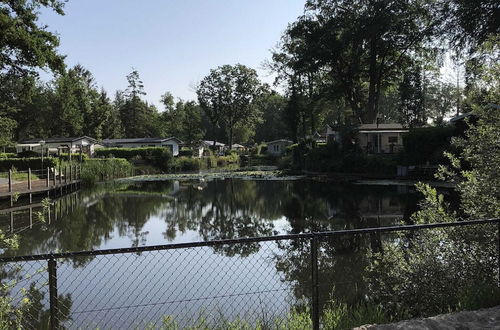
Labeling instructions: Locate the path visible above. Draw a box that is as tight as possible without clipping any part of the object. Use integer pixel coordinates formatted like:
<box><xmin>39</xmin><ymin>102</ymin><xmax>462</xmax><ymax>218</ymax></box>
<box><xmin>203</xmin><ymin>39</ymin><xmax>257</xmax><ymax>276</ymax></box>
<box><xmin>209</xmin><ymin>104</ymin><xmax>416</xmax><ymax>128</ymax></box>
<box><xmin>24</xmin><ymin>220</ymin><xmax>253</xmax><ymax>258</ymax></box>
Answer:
<box><xmin>356</xmin><ymin>305</ymin><xmax>500</xmax><ymax>330</ymax></box>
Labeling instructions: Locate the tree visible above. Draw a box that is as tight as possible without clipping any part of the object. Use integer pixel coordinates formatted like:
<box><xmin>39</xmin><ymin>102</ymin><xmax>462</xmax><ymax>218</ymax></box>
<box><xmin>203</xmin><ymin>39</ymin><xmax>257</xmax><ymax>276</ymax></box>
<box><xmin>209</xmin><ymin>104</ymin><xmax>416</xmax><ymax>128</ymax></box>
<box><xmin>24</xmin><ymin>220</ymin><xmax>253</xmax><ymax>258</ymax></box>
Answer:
<box><xmin>0</xmin><ymin>117</ymin><xmax>16</xmax><ymax>151</ymax></box>
<box><xmin>180</xmin><ymin>101</ymin><xmax>204</xmax><ymax>148</ymax></box>
<box><xmin>254</xmin><ymin>91</ymin><xmax>288</xmax><ymax>143</ymax></box>
<box><xmin>197</xmin><ymin>64</ymin><xmax>262</xmax><ymax>149</ymax></box>
<box><xmin>399</xmin><ymin>64</ymin><xmax>425</xmax><ymax>128</ymax></box>
<box><xmin>119</xmin><ymin>69</ymin><xmax>159</xmax><ymax>137</ymax></box>
<box><xmin>160</xmin><ymin>92</ymin><xmax>183</xmax><ymax>138</ymax></box>
<box><xmin>0</xmin><ymin>0</ymin><xmax>65</xmax><ymax>75</ymax></box>
<box><xmin>275</xmin><ymin>0</ymin><xmax>440</xmax><ymax>124</ymax></box>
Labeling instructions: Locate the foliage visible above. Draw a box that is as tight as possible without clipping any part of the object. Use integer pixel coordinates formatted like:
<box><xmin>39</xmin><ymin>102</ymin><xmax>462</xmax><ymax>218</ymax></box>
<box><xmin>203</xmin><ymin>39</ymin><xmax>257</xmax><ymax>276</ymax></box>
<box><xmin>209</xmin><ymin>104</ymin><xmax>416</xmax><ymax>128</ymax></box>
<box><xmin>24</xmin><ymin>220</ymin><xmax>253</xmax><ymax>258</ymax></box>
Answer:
<box><xmin>0</xmin><ymin>117</ymin><xmax>17</xmax><ymax>150</ymax></box>
<box><xmin>80</xmin><ymin>158</ymin><xmax>133</xmax><ymax>185</ymax></box>
<box><xmin>291</xmin><ymin>143</ymin><xmax>397</xmax><ymax>175</ymax></box>
<box><xmin>401</xmin><ymin>126</ymin><xmax>456</xmax><ymax>165</ymax></box>
<box><xmin>0</xmin><ymin>0</ymin><xmax>65</xmax><ymax>75</ymax></box>
<box><xmin>399</xmin><ymin>64</ymin><xmax>425</xmax><ymax>128</ymax></box>
<box><xmin>95</xmin><ymin>147</ymin><xmax>173</xmax><ymax>171</ymax></box>
<box><xmin>172</xmin><ymin>157</ymin><xmax>202</xmax><ymax>172</ymax></box>
<box><xmin>0</xmin><ymin>157</ymin><xmax>58</xmax><ymax>171</ymax></box>
<box><xmin>197</xmin><ymin>64</ymin><xmax>263</xmax><ymax>148</ymax></box>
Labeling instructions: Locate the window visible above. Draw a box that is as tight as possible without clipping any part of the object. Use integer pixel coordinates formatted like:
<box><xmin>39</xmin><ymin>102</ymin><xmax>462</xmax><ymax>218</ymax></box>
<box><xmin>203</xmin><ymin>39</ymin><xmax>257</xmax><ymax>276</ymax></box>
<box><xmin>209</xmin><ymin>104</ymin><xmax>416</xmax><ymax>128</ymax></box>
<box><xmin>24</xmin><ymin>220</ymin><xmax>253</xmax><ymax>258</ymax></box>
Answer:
<box><xmin>388</xmin><ymin>136</ymin><xmax>398</xmax><ymax>143</ymax></box>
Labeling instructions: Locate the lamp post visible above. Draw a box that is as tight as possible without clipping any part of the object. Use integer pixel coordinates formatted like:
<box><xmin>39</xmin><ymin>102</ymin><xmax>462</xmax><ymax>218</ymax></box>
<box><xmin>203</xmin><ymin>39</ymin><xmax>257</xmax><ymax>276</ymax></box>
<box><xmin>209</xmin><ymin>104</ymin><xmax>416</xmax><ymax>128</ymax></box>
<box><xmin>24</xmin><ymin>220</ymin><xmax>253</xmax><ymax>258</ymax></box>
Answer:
<box><xmin>39</xmin><ymin>140</ymin><xmax>46</xmax><ymax>169</ymax></box>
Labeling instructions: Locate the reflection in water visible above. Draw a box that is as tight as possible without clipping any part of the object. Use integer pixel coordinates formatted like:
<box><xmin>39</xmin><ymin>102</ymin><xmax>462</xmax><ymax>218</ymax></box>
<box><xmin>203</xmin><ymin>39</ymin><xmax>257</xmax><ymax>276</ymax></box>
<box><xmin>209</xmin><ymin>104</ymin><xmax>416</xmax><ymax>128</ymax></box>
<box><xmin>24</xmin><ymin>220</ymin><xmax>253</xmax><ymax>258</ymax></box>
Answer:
<box><xmin>1</xmin><ymin>178</ymin><xmax>486</xmax><ymax>328</ymax></box>
<box><xmin>1</xmin><ymin>178</ymin><xmax>426</xmax><ymax>258</ymax></box>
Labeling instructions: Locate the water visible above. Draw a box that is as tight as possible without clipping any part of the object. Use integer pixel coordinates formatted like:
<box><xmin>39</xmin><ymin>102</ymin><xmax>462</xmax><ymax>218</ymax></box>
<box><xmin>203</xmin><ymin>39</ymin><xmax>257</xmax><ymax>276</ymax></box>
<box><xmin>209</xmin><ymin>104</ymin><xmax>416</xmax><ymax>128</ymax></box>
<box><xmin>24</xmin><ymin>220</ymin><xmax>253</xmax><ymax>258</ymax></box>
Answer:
<box><xmin>0</xmin><ymin>178</ymin><xmax>495</xmax><ymax>329</ymax></box>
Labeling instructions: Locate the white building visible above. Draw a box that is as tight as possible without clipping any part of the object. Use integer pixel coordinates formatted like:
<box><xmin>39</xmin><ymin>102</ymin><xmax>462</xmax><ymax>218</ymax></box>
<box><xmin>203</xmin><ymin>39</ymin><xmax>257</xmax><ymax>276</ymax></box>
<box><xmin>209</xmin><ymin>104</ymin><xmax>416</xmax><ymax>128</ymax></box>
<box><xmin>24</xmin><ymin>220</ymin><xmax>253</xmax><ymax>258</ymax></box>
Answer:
<box><xmin>266</xmin><ymin>139</ymin><xmax>293</xmax><ymax>156</ymax></box>
<box><xmin>327</xmin><ymin>124</ymin><xmax>408</xmax><ymax>154</ymax></box>
<box><xmin>102</xmin><ymin>137</ymin><xmax>182</xmax><ymax>156</ymax></box>
<box><xmin>16</xmin><ymin>136</ymin><xmax>100</xmax><ymax>156</ymax></box>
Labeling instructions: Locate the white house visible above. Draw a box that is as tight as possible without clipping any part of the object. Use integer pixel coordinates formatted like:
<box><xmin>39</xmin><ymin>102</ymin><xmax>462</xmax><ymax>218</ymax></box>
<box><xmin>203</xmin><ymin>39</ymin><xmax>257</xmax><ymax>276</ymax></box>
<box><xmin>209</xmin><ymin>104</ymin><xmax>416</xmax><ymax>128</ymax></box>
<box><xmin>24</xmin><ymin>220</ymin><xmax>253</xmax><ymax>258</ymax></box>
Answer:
<box><xmin>202</xmin><ymin>140</ymin><xmax>226</xmax><ymax>155</ymax></box>
<box><xmin>357</xmin><ymin>124</ymin><xmax>408</xmax><ymax>153</ymax></box>
<box><xmin>102</xmin><ymin>137</ymin><xmax>182</xmax><ymax>156</ymax></box>
<box><xmin>16</xmin><ymin>136</ymin><xmax>100</xmax><ymax>156</ymax></box>
<box><xmin>266</xmin><ymin>139</ymin><xmax>292</xmax><ymax>156</ymax></box>
<box><xmin>326</xmin><ymin>124</ymin><xmax>408</xmax><ymax>153</ymax></box>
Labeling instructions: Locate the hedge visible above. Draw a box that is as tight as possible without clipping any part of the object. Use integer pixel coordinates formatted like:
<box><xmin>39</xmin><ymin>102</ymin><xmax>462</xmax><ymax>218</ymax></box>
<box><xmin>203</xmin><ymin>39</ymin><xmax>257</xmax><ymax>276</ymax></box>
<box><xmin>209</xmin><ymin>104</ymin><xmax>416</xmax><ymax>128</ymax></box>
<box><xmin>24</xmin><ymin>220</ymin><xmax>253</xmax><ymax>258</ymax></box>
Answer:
<box><xmin>401</xmin><ymin>126</ymin><xmax>456</xmax><ymax>165</ymax></box>
<box><xmin>95</xmin><ymin>147</ymin><xmax>173</xmax><ymax>171</ymax></box>
<box><xmin>0</xmin><ymin>153</ymin><xmax>17</xmax><ymax>159</ymax></box>
<box><xmin>56</xmin><ymin>153</ymin><xmax>89</xmax><ymax>162</ymax></box>
<box><xmin>0</xmin><ymin>157</ymin><xmax>58</xmax><ymax>172</ymax></box>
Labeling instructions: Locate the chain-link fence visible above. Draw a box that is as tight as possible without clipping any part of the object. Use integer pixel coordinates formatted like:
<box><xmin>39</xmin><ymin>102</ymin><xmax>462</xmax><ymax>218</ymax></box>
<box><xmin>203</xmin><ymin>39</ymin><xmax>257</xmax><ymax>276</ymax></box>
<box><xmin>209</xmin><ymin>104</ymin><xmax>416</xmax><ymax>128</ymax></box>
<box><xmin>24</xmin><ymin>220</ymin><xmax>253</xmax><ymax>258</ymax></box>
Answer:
<box><xmin>1</xmin><ymin>218</ymin><xmax>499</xmax><ymax>329</ymax></box>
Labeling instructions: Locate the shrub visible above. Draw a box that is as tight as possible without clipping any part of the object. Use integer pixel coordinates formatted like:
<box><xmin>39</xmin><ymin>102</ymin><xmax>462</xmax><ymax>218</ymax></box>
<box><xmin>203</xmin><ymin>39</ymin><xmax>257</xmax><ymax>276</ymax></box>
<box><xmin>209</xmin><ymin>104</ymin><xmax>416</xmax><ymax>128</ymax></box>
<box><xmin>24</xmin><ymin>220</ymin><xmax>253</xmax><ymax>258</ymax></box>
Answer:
<box><xmin>178</xmin><ymin>148</ymin><xmax>195</xmax><ymax>157</ymax></box>
<box><xmin>95</xmin><ymin>147</ymin><xmax>173</xmax><ymax>171</ymax></box>
<box><xmin>56</xmin><ymin>153</ymin><xmax>89</xmax><ymax>162</ymax></box>
<box><xmin>80</xmin><ymin>158</ymin><xmax>133</xmax><ymax>185</ymax></box>
<box><xmin>0</xmin><ymin>153</ymin><xmax>16</xmax><ymax>159</ymax></box>
<box><xmin>16</xmin><ymin>150</ymin><xmax>40</xmax><ymax>158</ymax></box>
<box><xmin>216</xmin><ymin>153</ymin><xmax>240</xmax><ymax>166</ymax></box>
<box><xmin>0</xmin><ymin>157</ymin><xmax>58</xmax><ymax>171</ymax></box>
<box><xmin>173</xmin><ymin>157</ymin><xmax>202</xmax><ymax>171</ymax></box>
<box><xmin>401</xmin><ymin>126</ymin><xmax>456</xmax><ymax>165</ymax></box>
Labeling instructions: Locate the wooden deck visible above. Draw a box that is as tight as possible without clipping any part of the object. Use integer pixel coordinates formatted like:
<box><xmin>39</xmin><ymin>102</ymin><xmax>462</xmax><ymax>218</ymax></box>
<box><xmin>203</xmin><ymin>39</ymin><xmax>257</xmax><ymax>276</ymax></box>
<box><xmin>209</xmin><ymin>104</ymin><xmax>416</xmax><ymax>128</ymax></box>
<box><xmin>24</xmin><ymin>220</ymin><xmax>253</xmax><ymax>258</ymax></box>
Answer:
<box><xmin>0</xmin><ymin>179</ymin><xmax>80</xmax><ymax>198</ymax></box>
<box><xmin>0</xmin><ymin>166</ymin><xmax>82</xmax><ymax>201</ymax></box>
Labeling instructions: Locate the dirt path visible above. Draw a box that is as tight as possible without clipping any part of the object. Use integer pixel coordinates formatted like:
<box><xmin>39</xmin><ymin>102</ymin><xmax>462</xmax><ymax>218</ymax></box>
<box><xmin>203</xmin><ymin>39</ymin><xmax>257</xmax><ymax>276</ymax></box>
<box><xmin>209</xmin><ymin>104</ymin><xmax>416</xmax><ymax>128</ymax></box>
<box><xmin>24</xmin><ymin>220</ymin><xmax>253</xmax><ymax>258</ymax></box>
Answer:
<box><xmin>356</xmin><ymin>306</ymin><xmax>500</xmax><ymax>329</ymax></box>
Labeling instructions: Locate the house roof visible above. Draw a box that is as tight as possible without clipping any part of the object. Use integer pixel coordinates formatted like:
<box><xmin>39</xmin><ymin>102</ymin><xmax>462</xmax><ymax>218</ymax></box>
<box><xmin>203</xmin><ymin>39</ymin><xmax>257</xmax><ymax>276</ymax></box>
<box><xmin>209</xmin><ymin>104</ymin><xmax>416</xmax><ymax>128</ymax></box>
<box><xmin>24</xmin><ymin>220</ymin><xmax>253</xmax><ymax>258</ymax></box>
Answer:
<box><xmin>103</xmin><ymin>137</ymin><xmax>182</xmax><ymax>144</ymax></box>
<box><xmin>266</xmin><ymin>139</ymin><xmax>293</xmax><ymax>145</ymax></box>
<box><xmin>19</xmin><ymin>136</ymin><xmax>98</xmax><ymax>144</ymax></box>
<box><xmin>449</xmin><ymin>112</ymin><xmax>472</xmax><ymax>123</ymax></box>
<box><xmin>357</xmin><ymin>123</ymin><xmax>408</xmax><ymax>133</ymax></box>
<box><xmin>203</xmin><ymin>140</ymin><xmax>226</xmax><ymax>147</ymax></box>
<box><xmin>231</xmin><ymin>144</ymin><xmax>245</xmax><ymax>149</ymax></box>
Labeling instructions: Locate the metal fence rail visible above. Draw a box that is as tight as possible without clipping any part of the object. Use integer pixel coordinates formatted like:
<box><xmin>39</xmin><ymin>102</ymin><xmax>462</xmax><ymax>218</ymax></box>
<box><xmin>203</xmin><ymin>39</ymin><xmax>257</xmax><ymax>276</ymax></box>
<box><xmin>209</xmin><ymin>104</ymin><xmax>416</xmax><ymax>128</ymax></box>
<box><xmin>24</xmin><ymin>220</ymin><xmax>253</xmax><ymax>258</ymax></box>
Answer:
<box><xmin>0</xmin><ymin>218</ymin><xmax>499</xmax><ymax>329</ymax></box>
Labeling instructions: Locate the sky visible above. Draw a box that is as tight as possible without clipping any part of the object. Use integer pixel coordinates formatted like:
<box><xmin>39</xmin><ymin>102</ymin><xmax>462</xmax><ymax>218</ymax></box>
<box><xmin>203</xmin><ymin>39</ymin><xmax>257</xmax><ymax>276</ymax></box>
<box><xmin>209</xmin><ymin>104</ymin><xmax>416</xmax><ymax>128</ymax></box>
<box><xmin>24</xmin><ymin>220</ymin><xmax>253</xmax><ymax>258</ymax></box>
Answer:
<box><xmin>39</xmin><ymin>0</ymin><xmax>305</xmax><ymax>108</ymax></box>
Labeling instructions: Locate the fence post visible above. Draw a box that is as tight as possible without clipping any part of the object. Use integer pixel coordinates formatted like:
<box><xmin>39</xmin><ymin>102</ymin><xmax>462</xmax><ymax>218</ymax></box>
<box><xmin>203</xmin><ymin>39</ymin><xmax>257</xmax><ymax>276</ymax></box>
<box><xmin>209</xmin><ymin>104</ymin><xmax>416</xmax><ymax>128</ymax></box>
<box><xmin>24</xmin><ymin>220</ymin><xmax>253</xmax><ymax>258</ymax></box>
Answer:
<box><xmin>8</xmin><ymin>169</ymin><xmax>12</xmax><ymax>207</ymax></box>
<box><xmin>28</xmin><ymin>168</ymin><xmax>32</xmax><ymax>190</ymax></box>
<box><xmin>46</xmin><ymin>167</ymin><xmax>50</xmax><ymax>187</ymax></box>
<box><xmin>311</xmin><ymin>235</ymin><xmax>319</xmax><ymax>330</ymax></box>
<box><xmin>48</xmin><ymin>258</ymin><xmax>59</xmax><ymax>330</ymax></box>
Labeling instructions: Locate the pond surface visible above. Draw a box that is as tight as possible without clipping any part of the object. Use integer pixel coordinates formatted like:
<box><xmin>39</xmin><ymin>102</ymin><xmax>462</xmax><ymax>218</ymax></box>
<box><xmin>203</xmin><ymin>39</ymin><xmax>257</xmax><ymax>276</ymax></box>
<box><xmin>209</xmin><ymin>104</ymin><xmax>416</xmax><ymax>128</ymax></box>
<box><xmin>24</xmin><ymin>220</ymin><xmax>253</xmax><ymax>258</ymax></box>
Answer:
<box><xmin>1</xmin><ymin>178</ymin><xmax>428</xmax><ymax>255</ymax></box>
<box><xmin>0</xmin><ymin>177</ymin><xmax>495</xmax><ymax>329</ymax></box>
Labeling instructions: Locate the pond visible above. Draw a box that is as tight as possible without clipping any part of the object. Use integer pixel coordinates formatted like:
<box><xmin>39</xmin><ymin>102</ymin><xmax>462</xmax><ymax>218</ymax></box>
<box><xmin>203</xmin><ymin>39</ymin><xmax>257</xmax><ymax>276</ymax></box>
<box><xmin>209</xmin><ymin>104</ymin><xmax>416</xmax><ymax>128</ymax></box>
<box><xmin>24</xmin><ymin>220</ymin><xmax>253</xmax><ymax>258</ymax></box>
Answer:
<box><xmin>0</xmin><ymin>177</ymin><xmax>496</xmax><ymax>329</ymax></box>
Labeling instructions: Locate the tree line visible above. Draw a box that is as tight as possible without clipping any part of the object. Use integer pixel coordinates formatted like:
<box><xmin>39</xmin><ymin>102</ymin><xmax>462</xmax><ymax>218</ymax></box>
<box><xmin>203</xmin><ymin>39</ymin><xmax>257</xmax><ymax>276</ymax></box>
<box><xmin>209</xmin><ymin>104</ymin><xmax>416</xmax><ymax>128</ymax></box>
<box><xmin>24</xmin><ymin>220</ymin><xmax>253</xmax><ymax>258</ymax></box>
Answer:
<box><xmin>0</xmin><ymin>0</ymin><xmax>498</xmax><ymax>150</ymax></box>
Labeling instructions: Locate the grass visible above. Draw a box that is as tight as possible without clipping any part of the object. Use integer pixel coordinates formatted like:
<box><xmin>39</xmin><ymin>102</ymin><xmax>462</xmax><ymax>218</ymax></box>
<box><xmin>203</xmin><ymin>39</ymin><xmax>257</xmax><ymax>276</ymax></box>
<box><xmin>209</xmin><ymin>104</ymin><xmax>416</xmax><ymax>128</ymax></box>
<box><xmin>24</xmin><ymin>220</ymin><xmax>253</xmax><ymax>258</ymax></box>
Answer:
<box><xmin>116</xmin><ymin>169</ymin><xmax>305</xmax><ymax>182</ymax></box>
<box><xmin>0</xmin><ymin>172</ymin><xmax>39</xmax><ymax>181</ymax></box>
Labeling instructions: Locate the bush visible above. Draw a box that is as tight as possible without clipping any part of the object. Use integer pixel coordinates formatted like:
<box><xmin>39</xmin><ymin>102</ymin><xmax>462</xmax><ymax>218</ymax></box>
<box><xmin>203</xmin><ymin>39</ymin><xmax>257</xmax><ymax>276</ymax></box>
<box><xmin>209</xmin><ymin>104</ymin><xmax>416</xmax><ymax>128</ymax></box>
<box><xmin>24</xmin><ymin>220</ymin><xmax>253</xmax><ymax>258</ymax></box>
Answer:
<box><xmin>216</xmin><ymin>153</ymin><xmax>240</xmax><ymax>166</ymax></box>
<box><xmin>80</xmin><ymin>158</ymin><xmax>133</xmax><ymax>185</ymax></box>
<box><xmin>95</xmin><ymin>147</ymin><xmax>173</xmax><ymax>171</ymax></box>
<box><xmin>401</xmin><ymin>126</ymin><xmax>456</xmax><ymax>165</ymax></box>
<box><xmin>16</xmin><ymin>150</ymin><xmax>40</xmax><ymax>158</ymax></box>
<box><xmin>0</xmin><ymin>157</ymin><xmax>58</xmax><ymax>171</ymax></box>
<box><xmin>0</xmin><ymin>153</ymin><xmax>16</xmax><ymax>159</ymax></box>
<box><xmin>178</xmin><ymin>148</ymin><xmax>195</xmax><ymax>157</ymax></box>
<box><xmin>56</xmin><ymin>153</ymin><xmax>89</xmax><ymax>162</ymax></box>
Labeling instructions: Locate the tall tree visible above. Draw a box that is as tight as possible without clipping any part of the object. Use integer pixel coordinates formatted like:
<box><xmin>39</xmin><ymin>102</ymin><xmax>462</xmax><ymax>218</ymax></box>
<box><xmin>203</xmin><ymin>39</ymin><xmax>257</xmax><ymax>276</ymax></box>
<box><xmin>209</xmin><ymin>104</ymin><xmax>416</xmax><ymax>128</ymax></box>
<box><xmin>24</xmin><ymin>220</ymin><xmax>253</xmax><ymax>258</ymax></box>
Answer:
<box><xmin>277</xmin><ymin>0</ymin><xmax>440</xmax><ymax>124</ymax></box>
<box><xmin>399</xmin><ymin>65</ymin><xmax>425</xmax><ymax>128</ymax></box>
<box><xmin>0</xmin><ymin>0</ymin><xmax>65</xmax><ymax>75</ymax></box>
<box><xmin>197</xmin><ymin>64</ymin><xmax>262</xmax><ymax>149</ymax></box>
<box><xmin>180</xmin><ymin>101</ymin><xmax>204</xmax><ymax>148</ymax></box>
<box><xmin>119</xmin><ymin>69</ymin><xmax>158</xmax><ymax>137</ymax></box>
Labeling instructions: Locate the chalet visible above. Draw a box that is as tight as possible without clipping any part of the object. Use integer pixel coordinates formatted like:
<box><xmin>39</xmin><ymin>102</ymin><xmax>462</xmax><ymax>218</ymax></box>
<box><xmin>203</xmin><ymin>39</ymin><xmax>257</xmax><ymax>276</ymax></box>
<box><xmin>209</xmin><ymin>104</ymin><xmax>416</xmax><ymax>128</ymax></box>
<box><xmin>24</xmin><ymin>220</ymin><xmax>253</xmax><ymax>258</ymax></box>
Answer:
<box><xmin>16</xmin><ymin>136</ymin><xmax>100</xmax><ymax>156</ymax></box>
<box><xmin>231</xmin><ymin>144</ymin><xmax>245</xmax><ymax>151</ymax></box>
<box><xmin>102</xmin><ymin>137</ymin><xmax>182</xmax><ymax>156</ymax></box>
<box><xmin>327</xmin><ymin>124</ymin><xmax>408</xmax><ymax>154</ymax></box>
<box><xmin>202</xmin><ymin>140</ymin><xmax>226</xmax><ymax>155</ymax></box>
<box><xmin>266</xmin><ymin>139</ymin><xmax>292</xmax><ymax>156</ymax></box>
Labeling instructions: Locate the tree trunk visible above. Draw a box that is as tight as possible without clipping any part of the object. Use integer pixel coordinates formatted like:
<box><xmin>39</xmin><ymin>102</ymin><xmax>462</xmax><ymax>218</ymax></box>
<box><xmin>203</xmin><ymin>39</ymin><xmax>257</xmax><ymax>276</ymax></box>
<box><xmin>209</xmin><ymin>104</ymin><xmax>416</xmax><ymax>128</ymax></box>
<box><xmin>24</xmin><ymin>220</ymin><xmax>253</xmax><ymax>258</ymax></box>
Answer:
<box><xmin>366</xmin><ymin>34</ymin><xmax>378</xmax><ymax>124</ymax></box>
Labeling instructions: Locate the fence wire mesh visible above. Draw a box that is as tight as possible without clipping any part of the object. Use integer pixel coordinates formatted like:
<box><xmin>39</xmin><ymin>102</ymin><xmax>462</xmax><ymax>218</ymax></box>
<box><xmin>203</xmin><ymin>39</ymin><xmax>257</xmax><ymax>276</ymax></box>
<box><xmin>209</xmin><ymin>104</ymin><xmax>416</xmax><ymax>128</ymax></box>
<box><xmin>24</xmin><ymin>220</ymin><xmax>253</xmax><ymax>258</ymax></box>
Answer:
<box><xmin>0</xmin><ymin>219</ymin><xmax>499</xmax><ymax>329</ymax></box>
